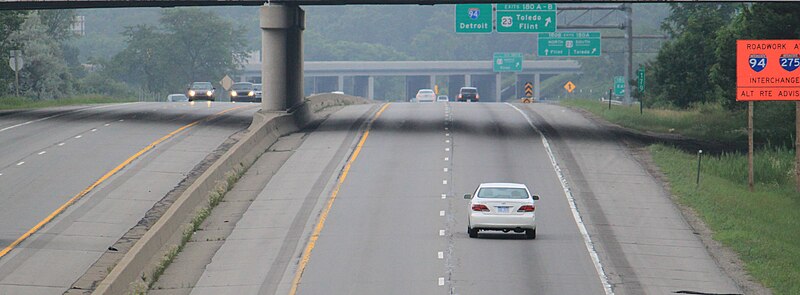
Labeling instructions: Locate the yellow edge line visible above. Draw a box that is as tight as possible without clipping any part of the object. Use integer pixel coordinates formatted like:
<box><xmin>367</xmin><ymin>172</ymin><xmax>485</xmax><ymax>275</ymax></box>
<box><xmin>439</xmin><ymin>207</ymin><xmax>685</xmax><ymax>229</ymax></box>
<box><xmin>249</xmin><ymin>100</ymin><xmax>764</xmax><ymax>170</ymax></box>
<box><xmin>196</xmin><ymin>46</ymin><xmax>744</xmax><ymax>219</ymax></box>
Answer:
<box><xmin>288</xmin><ymin>103</ymin><xmax>390</xmax><ymax>295</ymax></box>
<box><xmin>0</xmin><ymin>105</ymin><xmax>249</xmax><ymax>259</ymax></box>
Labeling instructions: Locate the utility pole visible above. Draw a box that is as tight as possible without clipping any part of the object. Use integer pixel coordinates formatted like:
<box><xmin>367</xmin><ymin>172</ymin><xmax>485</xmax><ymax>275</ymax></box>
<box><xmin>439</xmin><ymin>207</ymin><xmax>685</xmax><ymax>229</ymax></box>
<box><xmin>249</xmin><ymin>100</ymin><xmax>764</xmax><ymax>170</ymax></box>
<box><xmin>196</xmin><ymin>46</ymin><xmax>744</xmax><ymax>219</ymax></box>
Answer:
<box><xmin>623</xmin><ymin>3</ymin><xmax>633</xmax><ymax>105</ymax></box>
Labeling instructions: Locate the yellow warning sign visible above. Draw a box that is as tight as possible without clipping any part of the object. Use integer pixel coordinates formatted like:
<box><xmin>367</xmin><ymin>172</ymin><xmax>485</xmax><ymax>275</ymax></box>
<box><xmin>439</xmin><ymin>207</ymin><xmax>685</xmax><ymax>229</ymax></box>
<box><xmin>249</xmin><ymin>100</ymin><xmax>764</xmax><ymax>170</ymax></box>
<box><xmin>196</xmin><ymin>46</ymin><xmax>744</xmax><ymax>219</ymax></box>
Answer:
<box><xmin>564</xmin><ymin>81</ymin><xmax>576</xmax><ymax>93</ymax></box>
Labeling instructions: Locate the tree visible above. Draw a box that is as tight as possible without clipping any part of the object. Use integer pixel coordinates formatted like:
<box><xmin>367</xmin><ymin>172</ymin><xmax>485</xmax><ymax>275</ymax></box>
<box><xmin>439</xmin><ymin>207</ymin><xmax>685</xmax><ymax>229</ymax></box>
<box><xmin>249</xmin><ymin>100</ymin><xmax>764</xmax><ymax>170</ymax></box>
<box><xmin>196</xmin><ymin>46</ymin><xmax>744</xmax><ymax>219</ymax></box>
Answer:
<box><xmin>0</xmin><ymin>11</ymin><xmax>28</xmax><ymax>95</ymax></box>
<box><xmin>647</xmin><ymin>3</ymin><xmax>736</xmax><ymax>108</ymax></box>
<box><xmin>9</xmin><ymin>12</ymin><xmax>72</xmax><ymax>99</ymax></box>
<box><xmin>109</xmin><ymin>8</ymin><xmax>248</xmax><ymax>93</ymax></box>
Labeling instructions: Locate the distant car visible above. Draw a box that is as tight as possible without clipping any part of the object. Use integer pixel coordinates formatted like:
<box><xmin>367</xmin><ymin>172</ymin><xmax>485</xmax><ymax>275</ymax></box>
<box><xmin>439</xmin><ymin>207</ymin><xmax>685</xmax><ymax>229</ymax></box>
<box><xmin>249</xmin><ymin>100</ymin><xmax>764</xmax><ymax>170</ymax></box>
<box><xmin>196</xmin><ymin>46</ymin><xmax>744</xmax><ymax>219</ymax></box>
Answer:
<box><xmin>464</xmin><ymin>183</ymin><xmax>539</xmax><ymax>239</ymax></box>
<box><xmin>437</xmin><ymin>95</ymin><xmax>449</xmax><ymax>102</ymax></box>
<box><xmin>415</xmin><ymin>89</ymin><xmax>436</xmax><ymax>102</ymax></box>
<box><xmin>167</xmin><ymin>94</ymin><xmax>188</xmax><ymax>102</ymax></box>
<box><xmin>187</xmin><ymin>82</ymin><xmax>216</xmax><ymax>101</ymax></box>
<box><xmin>230</xmin><ymin>82</ymin><xmax>258</xmax><ymax>102</ymax></box>
<box><xmin>253</xmin><ymin>83</ymin><xmax>263</xmax><ymax>102</ymax></box>
<box><xmin>457</xmin><ymin>87</ymin><xmax>479</xmax><ymax>102</ymax></box>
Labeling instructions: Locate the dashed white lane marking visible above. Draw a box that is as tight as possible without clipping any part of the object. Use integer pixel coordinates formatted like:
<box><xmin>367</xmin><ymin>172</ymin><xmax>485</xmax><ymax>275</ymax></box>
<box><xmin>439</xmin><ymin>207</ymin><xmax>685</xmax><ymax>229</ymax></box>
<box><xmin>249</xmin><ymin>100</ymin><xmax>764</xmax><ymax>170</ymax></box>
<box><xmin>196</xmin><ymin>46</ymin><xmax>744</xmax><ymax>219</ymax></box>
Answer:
<box><xmin>439</xmin><ymin>210</ymin><xmax>445</xmax><ymax>216</ymax></box>
<box><xmin>37</xmin><ymin>151</ymin><xmax>46</xmax><ymax>155</ymax></box>
<box><xmin>57</xmin><ymin>143</ymin><xmax>65</xmax><ymax>146</ymax></box>
<box><xmin>445</xmin><ymin>147</ymin><xmax>450</xmax><ymax>152</ymax></box>
<box><xmin>16</xmin><ymin>162</ymin><xmax>24</xmax><ymax>166</ymax></box>
<box><xmin>441</xmin><ymin>194</ymin><xmax>446</xmax><ymax>199</ymax></box>
<box><xmin>118</xmin><ymin>119</ymin><xmax>124</xmax><ymax>122</ymax></box>
<box><xmin>445</xmin><ymin>127</ymin><xmax>449</xmax><ymax>131</ymax></box>
<box><xmin>0</xmin><ymin>173</ymin><xmax>3</xmax><ymax>176</ymax></box>
<box><xmin>507</xmin><ymin>103</ymin><xmax>615</xmax><ymax>295</ymax></box>
<box><xmin>104</xmin><ymin>123</ymin><xmax>110</xmax><ymax>126</ymax></box>
<box><xmin>444</xmin><ymin>168</ymin><xmax>448</xmax><ymax>172</ymax></box>
<box><xmin>445</xmin><ymin>133</ymin><xmax>450</xmax><ymax>137</ymax></box>
<box><xmin>439</xmin><ymin>229</ymin><xmax>445</xmax><ymax>236</ymax></box>
<box><xmin>438</xmin><ymin>277</ymin><xmax>445</xmax><ymax>286</ymax></box>
<box><xmin>443</xmin><ymin>180</ymin><xmax>447</xmax><ymax>185</ymax></box>
<box><xmin>74</xmin><ymin>135</ymin><xmax>82</xmax><ymax>139</ymax></box>
<box><xmin>91</xmin><ymin>128</ymin><xmax>97</xmax><ymax>132</ymax></box>
<box><xmin>444</xmin><ymin>157</ymin><xmax>449</xmax><ymax>161</ymax></box>
<box><xmin>438</xmin><ymin>251</ymin><xmax>444</xmax><ymax>259</ymax></box>
<box><xmin>446</xmin><ymin>139</ymin><xmax>450</xmax><ymax>143</ymax></box>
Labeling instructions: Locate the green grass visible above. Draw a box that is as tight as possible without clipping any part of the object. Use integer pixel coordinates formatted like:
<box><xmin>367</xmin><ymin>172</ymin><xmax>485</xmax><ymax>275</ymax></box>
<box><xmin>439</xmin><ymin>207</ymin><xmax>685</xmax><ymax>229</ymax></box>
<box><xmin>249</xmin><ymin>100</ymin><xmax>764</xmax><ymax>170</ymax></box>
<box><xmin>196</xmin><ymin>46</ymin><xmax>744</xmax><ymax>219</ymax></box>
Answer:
<box><xmin>560</xmin><ymin>99</ymin><xmax>746</xmax><ymax>144</ymax></box>
<box><xmin>650</xmin><ymin>144</ymin><xmax>800</xmax><ymax>294</ymax></box>
<box><xmin>0</xmin><ymin>95</ymin><xmax>134</xmax><ymax>110</ymax></box>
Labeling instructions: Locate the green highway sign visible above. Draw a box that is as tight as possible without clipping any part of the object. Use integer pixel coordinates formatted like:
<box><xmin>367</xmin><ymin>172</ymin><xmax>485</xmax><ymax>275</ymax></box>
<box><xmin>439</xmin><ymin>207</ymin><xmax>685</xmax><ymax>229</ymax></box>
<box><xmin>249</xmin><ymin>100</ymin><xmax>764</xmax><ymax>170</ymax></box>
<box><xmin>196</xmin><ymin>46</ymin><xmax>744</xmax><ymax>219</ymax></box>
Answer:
<box><xmin>496</xmin><ymin>3</ymin><xmax>556</xmax><ymax>33</ymax></box>
<box><xmin>455</xmin><ymin>4</ymin><xmax>493</xmax><ymax>33</ymax></box>
<box><xmin>493</xmin><ymin>52</ymin><xmax>523</xmax><ymax>72</ymax></box>
<box><xmin>538</xmin><ymin>32</ymin><xmax>602</xmax><ymax>57</ymax></box>
<box><xmin>614</xmin><ymin>76</ymin><xmax>625</xmax><ymax>96</ymax></box>
<box><xmin>637</xmin><ymin>67</ymin><xmax>646</xmax><ymax>92</ymax></box>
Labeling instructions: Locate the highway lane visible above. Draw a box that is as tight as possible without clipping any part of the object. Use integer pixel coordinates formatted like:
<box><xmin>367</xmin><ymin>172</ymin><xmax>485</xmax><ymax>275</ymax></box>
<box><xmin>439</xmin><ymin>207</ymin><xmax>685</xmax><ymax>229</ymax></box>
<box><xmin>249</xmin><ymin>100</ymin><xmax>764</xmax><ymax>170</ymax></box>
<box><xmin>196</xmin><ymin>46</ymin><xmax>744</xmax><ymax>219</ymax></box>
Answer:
<box><xmin>0</xmin><ymin>102</ymin><xmax>258</xmax><ymax>293</ymax></box>
<box><xmin>294</xmin><ymin>102</ymin><xmax>605</xmax><ymax>294</ymax></box>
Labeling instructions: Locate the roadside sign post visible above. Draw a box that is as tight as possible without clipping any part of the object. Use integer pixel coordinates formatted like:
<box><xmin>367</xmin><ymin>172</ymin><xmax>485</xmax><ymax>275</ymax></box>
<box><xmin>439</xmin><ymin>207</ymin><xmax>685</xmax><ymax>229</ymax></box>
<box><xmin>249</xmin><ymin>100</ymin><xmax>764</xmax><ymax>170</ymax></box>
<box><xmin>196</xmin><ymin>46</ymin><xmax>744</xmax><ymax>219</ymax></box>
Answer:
<box><xmin>736</xmin><ymin>39</ymin><xmax>800</xmax><ymax>192</ymax></box>
<box><xmin>496</xmin><ymin>3</ymin><xmax>556</xmax><ymax>33</ymax></box>
<box><xmin>538</xmin><ymin>32</ymin><xmax>601</xmax><ymax>57</ymax></box>
<box><xmin>9</xmin><ymin>50</ymin><xmax>22</xmax><ymax>97</ymax></box>
<box><xmin>637</xmin><ymin>66</ymin><xmax>645</xmax><ymax>114</ymax></box>
<box><xmin>613</xmin><ymin>76</ymin><xmax>625</xmax><ymax>97</ymax></box>
<box><xmin>493</xmin><ymin>52</ymin><xmax>523</xmax><ymax>72</ymax></box>
<box><xmin>607</xmin><ymin>88</ymin><xmax>612</xmax><ymax>110</ymax></box>
<box><xmin>455</xmin><ymin>4</ymin><xmax>493</xmax><ymax>33</ymax></box>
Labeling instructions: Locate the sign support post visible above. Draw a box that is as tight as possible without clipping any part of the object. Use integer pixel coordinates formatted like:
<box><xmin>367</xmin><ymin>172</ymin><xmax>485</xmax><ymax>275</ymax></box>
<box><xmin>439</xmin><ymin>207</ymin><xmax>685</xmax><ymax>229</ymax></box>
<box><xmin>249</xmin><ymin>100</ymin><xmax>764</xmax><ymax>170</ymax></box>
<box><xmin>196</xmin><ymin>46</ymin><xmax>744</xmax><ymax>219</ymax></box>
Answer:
<box><xmin>748</xmin><ymin>101</ymin><xmax>754</xmax><ymax>192</ymax></box>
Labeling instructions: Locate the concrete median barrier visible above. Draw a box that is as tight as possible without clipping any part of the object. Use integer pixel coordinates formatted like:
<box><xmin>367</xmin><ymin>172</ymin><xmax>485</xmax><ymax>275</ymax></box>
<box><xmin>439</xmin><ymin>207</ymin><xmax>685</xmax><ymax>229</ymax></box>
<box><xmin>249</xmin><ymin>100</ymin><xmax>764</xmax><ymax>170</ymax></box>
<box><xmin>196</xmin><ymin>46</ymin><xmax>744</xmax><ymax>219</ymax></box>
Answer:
<box><xmin>93</xmin><ymin>94</ymin><xmax>370</xmax><ymax>295</ymax></box>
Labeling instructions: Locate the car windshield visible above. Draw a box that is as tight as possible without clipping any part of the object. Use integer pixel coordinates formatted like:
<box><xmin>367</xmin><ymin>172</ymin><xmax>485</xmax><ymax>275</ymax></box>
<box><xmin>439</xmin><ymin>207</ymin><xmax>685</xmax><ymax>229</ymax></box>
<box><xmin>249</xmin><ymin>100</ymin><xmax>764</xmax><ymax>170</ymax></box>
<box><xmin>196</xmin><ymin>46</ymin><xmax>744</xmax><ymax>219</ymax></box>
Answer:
<box><xmin>191</xmin><ymin>82</ymin><xmax>212</xmax><ymax>90</ymax></box>
<box><xmin>254</xmin><ymin>84</ymin><xmax>262</xmax><ymax>91</ymax></box>
<box><xmin>477</xmin><ymin>188</ymin><xmax>529</xmax><ymax>199</ymax></box>
<box><xmin>231</xmin><ymin>83</ymin><xmax>253</xmax><ymax>91</ymax></box>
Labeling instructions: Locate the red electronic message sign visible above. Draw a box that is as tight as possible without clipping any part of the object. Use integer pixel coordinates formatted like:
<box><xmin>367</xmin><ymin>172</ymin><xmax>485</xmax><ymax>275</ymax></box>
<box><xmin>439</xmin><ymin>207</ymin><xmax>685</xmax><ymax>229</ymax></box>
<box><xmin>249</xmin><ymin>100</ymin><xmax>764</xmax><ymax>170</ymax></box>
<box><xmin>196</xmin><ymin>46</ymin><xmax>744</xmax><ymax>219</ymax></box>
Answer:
<box><xmin>737</xmin><ymin>40</ymin><xmax>800</xmax><ymax>101</ymax></box>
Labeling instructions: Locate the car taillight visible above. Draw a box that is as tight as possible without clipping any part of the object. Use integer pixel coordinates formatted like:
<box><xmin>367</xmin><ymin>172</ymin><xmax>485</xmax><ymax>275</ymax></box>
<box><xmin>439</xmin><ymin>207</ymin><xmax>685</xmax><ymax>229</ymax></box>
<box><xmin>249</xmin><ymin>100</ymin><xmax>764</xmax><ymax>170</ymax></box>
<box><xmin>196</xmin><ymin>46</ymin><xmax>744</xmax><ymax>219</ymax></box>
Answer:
<box><xmin>472</xmin><ymin>204</ymin><xmax>489</xmax><ymax>212</ymax></box>
<box><xmin>458</xmin><ymin>94</ymin><xmax>462</xmax><ymax>99</ymax></box>
<box><xmin>518</xmin><ymin>205</ymin><xmax>535</xmax><ymax>212</ymax></box>
<box><xmin>476</xmin><ymin>94</ymin><xmax>480</xmax><ymax>99</ymax></box>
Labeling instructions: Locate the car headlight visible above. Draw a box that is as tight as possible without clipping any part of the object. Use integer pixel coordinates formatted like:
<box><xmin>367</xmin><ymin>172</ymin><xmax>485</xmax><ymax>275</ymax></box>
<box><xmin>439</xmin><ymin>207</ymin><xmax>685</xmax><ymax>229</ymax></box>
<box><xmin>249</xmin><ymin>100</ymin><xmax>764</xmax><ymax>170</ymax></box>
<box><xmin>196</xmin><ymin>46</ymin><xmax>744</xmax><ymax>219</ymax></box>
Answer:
<box><xmin>231</xmin><ymin>90</ymin><xmax>238</xmax><ymax>96</ymax></box>
<box><xmin>188</xmin><ymin>90</ymin><xmax>196</xmax><ymax>96</ymax></box>
<box><xmin>248</xmin><ymin>91</ymin><xmax>254</xmax><ymax>96</ymax></box>
<box><xmin>206</xmin><ymin>91</ymin><xmax>212</xmax><ymax>96</ymax></box>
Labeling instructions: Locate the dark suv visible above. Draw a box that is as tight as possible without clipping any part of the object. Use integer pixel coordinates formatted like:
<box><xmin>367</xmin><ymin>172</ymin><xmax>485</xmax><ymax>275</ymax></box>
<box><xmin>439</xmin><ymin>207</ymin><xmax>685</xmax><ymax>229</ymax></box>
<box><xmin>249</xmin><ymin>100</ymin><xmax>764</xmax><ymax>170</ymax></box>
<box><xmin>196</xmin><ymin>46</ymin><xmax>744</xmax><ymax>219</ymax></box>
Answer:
<box><xmin>187</xmin><ymin>82</ymin><xmax>216</xmax><ymax>101</ymax></box>
<box><xmin>458</xmin><ymin>87</ymin><xmax>479</xmax><ymax>102</ymax></box>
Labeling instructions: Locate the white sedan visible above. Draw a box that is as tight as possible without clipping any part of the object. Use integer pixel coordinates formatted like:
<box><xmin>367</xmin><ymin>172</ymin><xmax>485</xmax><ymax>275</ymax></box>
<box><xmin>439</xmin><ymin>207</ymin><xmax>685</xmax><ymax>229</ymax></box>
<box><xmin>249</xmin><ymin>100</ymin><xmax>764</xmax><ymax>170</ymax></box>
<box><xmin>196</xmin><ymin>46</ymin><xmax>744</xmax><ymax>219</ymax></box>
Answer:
<box><xmin>464</xmin><ymin>183</ymin><xmax>539</xmax><ymax>239</ymax></box>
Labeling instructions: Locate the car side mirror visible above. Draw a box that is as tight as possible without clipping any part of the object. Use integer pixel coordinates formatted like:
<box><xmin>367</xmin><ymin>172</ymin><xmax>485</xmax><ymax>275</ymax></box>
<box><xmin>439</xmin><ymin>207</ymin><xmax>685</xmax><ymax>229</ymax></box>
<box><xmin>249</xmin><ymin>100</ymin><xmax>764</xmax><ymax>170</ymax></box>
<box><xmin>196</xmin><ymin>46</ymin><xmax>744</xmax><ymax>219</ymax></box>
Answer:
<box><xmin>463</xmin><ymin>194</ymin><xmax>472</xmax><ymax>199</ymax></box>
<box><xmin>532</xmin><ymin>194</ymin><xmax>540</xmax><ymax>201</ymax></box>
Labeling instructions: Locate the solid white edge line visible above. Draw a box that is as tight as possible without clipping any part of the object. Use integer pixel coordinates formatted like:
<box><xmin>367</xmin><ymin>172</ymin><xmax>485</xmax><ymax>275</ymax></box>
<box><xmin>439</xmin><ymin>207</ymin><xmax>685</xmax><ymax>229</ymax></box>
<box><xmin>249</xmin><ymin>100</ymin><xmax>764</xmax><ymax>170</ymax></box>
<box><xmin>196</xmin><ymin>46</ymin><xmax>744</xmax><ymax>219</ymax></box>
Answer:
<box><xmin>507</xmin><ymin>103</ymin><xmax>615</xmax><ymax>295</ymax></box>
<box><xmin>0</xmin><ymin>103</ymin><xmax>137</xmax><ymax>134</ymax></box>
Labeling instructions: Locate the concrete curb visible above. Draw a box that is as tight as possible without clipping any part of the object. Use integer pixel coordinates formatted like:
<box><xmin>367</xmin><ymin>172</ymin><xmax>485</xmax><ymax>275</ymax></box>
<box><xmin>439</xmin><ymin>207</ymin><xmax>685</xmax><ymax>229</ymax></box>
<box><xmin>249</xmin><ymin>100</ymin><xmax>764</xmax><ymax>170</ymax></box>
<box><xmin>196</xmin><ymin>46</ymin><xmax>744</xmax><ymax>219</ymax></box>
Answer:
<box><xmin>93</xmin><ymin>96</ymin><xmax>369</xmax><ymax>295</ymax></box>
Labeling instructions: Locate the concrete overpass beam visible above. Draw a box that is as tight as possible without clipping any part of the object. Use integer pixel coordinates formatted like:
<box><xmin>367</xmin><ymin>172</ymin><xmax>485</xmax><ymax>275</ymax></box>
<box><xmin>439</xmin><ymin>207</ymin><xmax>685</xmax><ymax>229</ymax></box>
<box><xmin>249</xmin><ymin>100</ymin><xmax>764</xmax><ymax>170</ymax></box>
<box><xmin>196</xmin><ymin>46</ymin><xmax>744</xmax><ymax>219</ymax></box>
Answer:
<box><xmin>260</xmin><ymin>4</ymin><xmax>304</xmax><ymax>111</ymax></box>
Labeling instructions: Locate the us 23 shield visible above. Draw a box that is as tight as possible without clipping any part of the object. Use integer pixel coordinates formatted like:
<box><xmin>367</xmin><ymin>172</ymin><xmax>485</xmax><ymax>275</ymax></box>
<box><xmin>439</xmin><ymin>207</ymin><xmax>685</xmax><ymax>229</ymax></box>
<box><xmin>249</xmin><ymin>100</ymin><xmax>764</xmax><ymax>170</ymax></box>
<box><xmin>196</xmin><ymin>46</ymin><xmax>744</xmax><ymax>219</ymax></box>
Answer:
<box><xmin>780</xmin><ymin>54</ymin><xmax>800</xmax><ymax>72</ymax></box>
<box><xmin>749</xmin><ymin>54</ymin><xmax>767</xmax><ymax>72</ymax></box>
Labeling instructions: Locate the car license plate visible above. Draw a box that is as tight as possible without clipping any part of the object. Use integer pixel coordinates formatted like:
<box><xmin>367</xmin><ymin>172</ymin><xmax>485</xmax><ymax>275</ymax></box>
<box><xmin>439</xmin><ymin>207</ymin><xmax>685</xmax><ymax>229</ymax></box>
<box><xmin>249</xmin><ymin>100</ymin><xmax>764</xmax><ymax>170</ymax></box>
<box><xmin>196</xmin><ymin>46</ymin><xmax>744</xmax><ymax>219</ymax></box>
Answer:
<box><xmin>497</xmin><ymin>206</ymin><xmax>510</xmax><ymax>213</ymax></box>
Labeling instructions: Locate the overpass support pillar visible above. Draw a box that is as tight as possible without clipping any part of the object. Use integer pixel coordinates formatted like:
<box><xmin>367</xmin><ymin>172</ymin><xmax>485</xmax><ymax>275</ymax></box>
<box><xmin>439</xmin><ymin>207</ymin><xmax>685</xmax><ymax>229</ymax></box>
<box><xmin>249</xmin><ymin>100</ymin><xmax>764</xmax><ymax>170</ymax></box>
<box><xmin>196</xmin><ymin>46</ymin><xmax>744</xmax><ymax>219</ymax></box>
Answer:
<box><xmin>534</xmin><ymin>73</ymin><xmax>541</xmax><ymax>101</ymax></box>
<box><xmin>368</xmin><ymin>76</ymin><xmax>374</xmax><ymax>100</ymax></box>
<box><xmin>260</xmin><ymin>4</ymin><xmax>304</xmax><ymax>111</ymax></box>
<box><xmin>495</xmin><ymin>73</ymin><xmax>502</xmax><ymax>102</ymax></box>
<box><xmin>338</xmin><ymin>75</ymin><xmax>345</xmax><ymax>92</ymax></box>
<box><xmin>465</xmin><ymin>74</ymin><xmax>472</xmax><ymax>87</ymax></box>
<box><xmin>353</xmin><ymin>76</ymin><xmax>374</xmax><ymax>100</ymax></box>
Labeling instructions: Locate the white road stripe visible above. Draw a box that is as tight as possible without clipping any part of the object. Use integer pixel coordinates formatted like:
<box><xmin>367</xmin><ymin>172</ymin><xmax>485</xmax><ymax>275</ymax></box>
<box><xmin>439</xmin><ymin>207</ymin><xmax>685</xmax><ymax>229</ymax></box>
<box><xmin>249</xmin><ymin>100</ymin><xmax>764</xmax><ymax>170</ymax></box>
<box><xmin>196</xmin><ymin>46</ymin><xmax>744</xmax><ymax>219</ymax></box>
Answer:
<box><xmin>16</xmin><ymin>162</ymin><xmax>24</xmax><ymax>166</ymax></box>
<box><xmin>445</xmin><ymin>133</ymin><xmax>450</xmax><ymax>137</ymax></box>
<box><xmin>74</xmin><ymin>135</ymin><xmax>82</xmax><ymax>139</ymax></box>
<box><xmin>445</xmin><ymin>147</ymin><xmax>450</xmax><ymax>151</ymax></box>
<box><xmin>439</xmin><ymin>210</ymin><xmax>445</xmax><ymax>216</ymax></box>
<box><xmin>438</xmin><ymin>277</ymin><xmax>445</xmax><ymax>286</ymax></box>
<box><xmin>439</xmin><ymin>229</ymin><xmax>445</xmax><ymax>236</ymax></box>
<box><xmin>446</xmin><ymin>139</ymin><xmax>450</xmax><ymax>143</ymax></box>
<box><xmin>0</xmin><ymin>103</ymin><xmax>135</xmax><ymax>134</ymax></box>
<box><xmin>444</xmin><ymin>168</ymin><xmax>448</xmax><ymax>172</ymax></box>
<box><xmin>442</xmin><ymin>180</ymin><xmax>447</xmax><ymax>185</ymax></box>
<box><xmin>38</xmin><ymin>151</ymin><xmax>46</xmax><ymax>155</ymax></box>
<box><xmin>441</xmin><ymin>194</ymin><xmax>446</xmax><ymax>199</ymax></box>
<box><xmin>507</xmin><ymin>103</ymin><xmax>615</xmax><ymax>295</ymax></box>
<box><xmin>104</xmin><ymin>123</ymin><xmax>110</xmax><ymax>126</ymax></box>
<box><xmin>57</xmin><ymin>142</ymin><xmax>65</xmax><ymax>146</ymax></box>
<box><xmin>444</xmin><ymin>157</ymin><xmax>449</xmax><ymax>161</ymax></box>
<box><xmin>91</xmin><ymin>128</ymin><xmax>97</xmax><ymax>132</ymax></box>
<box><xmin>438</xmin><ymin>251</ymin><xmax>444</xmax><ymax>259</ymax></box>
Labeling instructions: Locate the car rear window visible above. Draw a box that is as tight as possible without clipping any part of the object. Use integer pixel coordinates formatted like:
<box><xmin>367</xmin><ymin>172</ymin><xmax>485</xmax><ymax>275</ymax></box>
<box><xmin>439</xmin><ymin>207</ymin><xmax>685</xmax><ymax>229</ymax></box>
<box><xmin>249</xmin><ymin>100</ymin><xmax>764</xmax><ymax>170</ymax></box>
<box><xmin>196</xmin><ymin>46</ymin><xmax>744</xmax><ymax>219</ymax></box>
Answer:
<box><xmin>477</xmin><ymin>188</ymin><xmax>528</xmax><ymax>199</ymax></box>
<box><xmin>461</xmin><ymin>88</ymin><xmax>477</xmax><ymax>94</ymax></box>
<box><xmin>419</xmin><ymin>90</ymin><xmax>434</xmax><ymax>94</ymax></box>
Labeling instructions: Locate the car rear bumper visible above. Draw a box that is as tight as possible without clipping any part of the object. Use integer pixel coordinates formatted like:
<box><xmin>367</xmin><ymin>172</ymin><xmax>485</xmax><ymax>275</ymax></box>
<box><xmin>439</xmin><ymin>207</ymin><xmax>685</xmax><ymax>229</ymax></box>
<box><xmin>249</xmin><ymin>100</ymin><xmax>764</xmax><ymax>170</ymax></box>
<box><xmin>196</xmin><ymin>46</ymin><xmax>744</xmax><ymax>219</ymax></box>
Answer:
<box><xmin>469</xmin><ymin>213</ymin><xmax>535</xmax><ymax>230</ymax></box>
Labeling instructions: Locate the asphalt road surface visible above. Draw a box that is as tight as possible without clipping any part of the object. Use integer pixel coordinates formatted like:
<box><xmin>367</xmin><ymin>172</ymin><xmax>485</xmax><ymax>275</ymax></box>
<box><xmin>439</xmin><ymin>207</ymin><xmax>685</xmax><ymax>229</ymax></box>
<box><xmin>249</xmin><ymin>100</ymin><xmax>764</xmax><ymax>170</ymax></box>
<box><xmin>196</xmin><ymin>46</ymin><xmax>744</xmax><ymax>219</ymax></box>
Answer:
<box><xmin>0</xmin><ymin>102</ymin><xmax>258</xmax><ymax>294</ymax></box>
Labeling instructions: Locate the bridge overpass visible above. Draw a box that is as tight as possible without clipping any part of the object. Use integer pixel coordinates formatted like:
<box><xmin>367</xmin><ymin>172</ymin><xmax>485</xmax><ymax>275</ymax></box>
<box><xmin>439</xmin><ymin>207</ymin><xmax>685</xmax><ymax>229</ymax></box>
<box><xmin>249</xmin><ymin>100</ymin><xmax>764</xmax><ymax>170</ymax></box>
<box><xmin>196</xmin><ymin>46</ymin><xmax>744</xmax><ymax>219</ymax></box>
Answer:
<box><xmin>235</xmin><ymin>60</ymin><xmax>582</xmax><ymax>101</ymax></box>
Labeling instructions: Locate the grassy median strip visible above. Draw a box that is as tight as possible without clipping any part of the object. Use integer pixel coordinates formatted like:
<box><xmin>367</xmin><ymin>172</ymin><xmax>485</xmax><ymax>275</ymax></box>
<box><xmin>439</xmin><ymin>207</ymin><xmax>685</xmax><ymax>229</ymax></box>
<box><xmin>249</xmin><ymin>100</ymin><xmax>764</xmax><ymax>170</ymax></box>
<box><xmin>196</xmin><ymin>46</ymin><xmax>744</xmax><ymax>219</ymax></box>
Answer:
<box><xmin>0</xmin><ymin>95</ymin><xmax>134</xmax><ymax>110</ymax></box>
<box><xmin>650</xmin><ymin>145</ymin><xmax>799</xmax><ymax>294</ymax></box>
